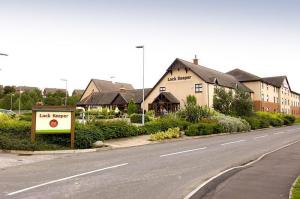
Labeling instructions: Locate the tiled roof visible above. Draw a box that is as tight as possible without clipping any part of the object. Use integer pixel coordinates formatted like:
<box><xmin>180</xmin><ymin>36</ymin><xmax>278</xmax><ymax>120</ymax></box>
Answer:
<box><xmin>226</xmin><ymin>68</ymin><xmax>261</xmax><ymax>82</ymax></box>
<box><xmin>153</xmin><ymin>92</ymin><xmax>180</xmax><ymax>103</ymax></box>
<box><xmin>174</xmin><ymin>59</ymin><xmax>253</xmax><ymax>92</ymax></box>
<box><xmin>261</xmin><ymin>76</ymin><xmax>286</xmax><ymax>88</ymax></box>
<box><xmin>92</xmin><ymin>79</ymin><xmax>134</xmax><ymax>92</ymax></box>
<box><xmin>119</xmin><ymin>88</ymin><xmax>152</xmax><ymax>103</ymax></box>
<box><xmin>78</xmin><ymin>88</ymin><xmax>152</xmax><ymax>106</ymax></box>
<box><xmin>44</xmin><ymin>88</ymin><xmax>66</xmax><ymax>95</ymax></box>
<box><xmin>78</xmin><ymin>92</ymin><xmax>118</xmax><ymax>106</ymax></box>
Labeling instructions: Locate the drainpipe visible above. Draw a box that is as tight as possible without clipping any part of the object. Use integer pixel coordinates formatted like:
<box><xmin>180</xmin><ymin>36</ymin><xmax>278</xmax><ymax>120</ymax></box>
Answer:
<box><xmin>207</xmin><ymin>83</ymin><xmax>210</xmax><ymax>107</ymax></box>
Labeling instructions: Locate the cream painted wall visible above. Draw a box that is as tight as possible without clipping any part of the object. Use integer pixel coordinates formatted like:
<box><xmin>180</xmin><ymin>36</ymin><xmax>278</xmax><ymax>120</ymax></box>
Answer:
<box><xmin>143</xmin><ymin>68</ymin><xmax>208</xmax><ymax>111</ymax></box>
<box><xmin>242</xmin><ymin>81</ymin><xmax>261</xmax><ymax>101</ymax></box>
<box><xmin>279</xmin><ymin>82</ymin><xmax>292</xmax><ymax>113</ymax></box>
<box><xmin>261</xmin><ymin>82</ymin><xmax>279</xmax><ymax>104</ymax></box>
<box><xmin>80</xmin><ymin>81</ymin><xmax>99</xmax><ymax>100</ymax></box>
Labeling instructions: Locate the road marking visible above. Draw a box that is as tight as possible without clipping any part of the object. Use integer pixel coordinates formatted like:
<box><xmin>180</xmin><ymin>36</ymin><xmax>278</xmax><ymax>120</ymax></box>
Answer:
<box><xmin>221</xmin><ymin>140</ymin><xmax>246</xmax><ymax>146</ymax></box>
<box><xmin>7</xmin><ymin>163</ymin><xmax>128</xmax><ymax>196</ymax></box>
<box><xmin>160</xmin><ymin>147</ymin><xmax>207</xmax><ymax>157</ymax></box>
<box><xmin>254</xmin><ymin>135</ymin><xmax>268</xmax><ymax>139</ymax></box>
<box><xmin>184</xmin><ymin>139</ymin><xmax>300</xmax><ymax>199</ymax></box>
<box><xmin>286</xmin><ymin>129</ymin><xmax>295</xmax><ymax>132</ymax></box>
<box><xmin>274</xmin><ymin>131</ymin><xmax>287</xmax><ymax>135</ymax></box>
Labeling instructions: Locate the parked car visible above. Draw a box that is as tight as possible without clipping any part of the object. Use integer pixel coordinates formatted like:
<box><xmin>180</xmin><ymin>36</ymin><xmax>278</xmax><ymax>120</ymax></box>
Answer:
<box><xmin>0</xmin><ymin>109</ymin><xmax>16</xmax><ymax>116</ymax></box>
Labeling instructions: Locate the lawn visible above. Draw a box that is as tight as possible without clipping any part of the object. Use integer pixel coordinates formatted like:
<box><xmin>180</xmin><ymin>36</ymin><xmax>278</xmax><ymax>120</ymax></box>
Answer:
<box><xmin>291</xmin><ymin>176</ymin><xmax>300</xmax><ymax>199</ymax></box>
<box><xmin>295</xmin><ymin>118</ymin><xmax>300</xmax><ymax>124</ymax></box>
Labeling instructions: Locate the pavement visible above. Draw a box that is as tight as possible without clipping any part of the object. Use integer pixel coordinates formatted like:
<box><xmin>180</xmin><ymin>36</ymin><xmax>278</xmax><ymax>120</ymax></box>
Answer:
<box><xmin>0</xmin><ymin>153</ymin><xmax>68</xmax><ymax>169</ymax></box>
<box><xmin>201</xmin><ymin>140</ymin><xmax>300</xmax><ymax>199</ymax></box>
<box><xmin>0</xmin><ymin>125</ymin><xmax>300</xmax><ymax>199</ymax></box>
<box><xmin>104</xmin><ymin>134</ymin><xmax>152</xmax><ymax>148</ymax></box>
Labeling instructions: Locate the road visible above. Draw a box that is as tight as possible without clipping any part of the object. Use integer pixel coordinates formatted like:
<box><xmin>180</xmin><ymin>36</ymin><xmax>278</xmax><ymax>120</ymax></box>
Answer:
<box><xmin>1</xmin><ymin>125</ymin><xmax>300</xmax><ymax>199</ymax></box>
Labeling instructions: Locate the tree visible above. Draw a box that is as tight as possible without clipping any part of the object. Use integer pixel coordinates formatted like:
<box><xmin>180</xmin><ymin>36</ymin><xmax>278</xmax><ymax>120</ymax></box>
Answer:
<box><xmin>127</xmin><ymin>99</ymin><xmax>137</xmax><ymax>115</ymax></box>
<box><xmin>213</xmin><ymin>88</ymin><xmax>233</xmax><ymax>115</ymax></box>
<box><xmin>0</xmin><ymin>89</ymin><xmax>43</xmax><ymax>110</ymax></box>
<box><xmin>44</xmin><ymin>91</ymin><xmax>67</xmax><ymax>106</ymax></box>
<box><xmin>179</xmin><ymin>95</ymin><xmax>211</xmax><ymax>123</ymax></box>
<box><xmin>67</xmin><ymin>95</ymin><xmax>80</xmax><ymax>106</ymax></box>
<box><xmin>232</xmin><ymin>89</ymin><xmax>253</xmax><ymax>116</ymax></box>
<box><xmin>3</xmin><ymin>86</ymin><xmax>15</xmax><ymax>94</ymax></box>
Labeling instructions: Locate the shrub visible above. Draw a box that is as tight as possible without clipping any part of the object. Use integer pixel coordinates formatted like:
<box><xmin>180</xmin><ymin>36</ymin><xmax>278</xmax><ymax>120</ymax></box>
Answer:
<box><xmin>127</xmin><ymin>100</ymin><xmax>137</xmax><ymax>115</ymax></box>
<box><xmin>243</xmin><ymin>116</ymin><xmax>260</xmax><ymax>130</ymax></box>
<box><xmin>280</xmin><ymin>114</ymin><xmax>296</xmax><ymax>126</ymax></box>
<box><xmin>149</xmin><ymin>127</ymin><xmax>180</xmax><ymax>141</ymax></box>
<box><xmin>0</xmin><ymin>134</ymin><xmax>67</xmax><ymax>151</ymax></box>
<box><xmin>19</xmin><ymin>112</ymin><xmax>32</xmax><ymax>121</ymax></box>
<box><xmin>213</xmin><ymin>88</ymin><xmax>233</xmax><ymax>115</ymax></box>
<box><xmin>92</xmin><ymin>120</ymin><xmax>140</xmax><ymax>139</ymax></box>
<box><xmin>130</xmin><ymin>113</ymin><xmax>150</xmax><ymax>124</ymax></box>
<box><xmin>231</xmin><ymin>89</ymin><xmax>253</xmax><ymax>116</ymax></box>
<box><xmin>178</xmin><ymin>95</ymin><xmax>213</xmax><ymax>123</ymax></box>
<box><xmin>185</xmin><ymin>123</ymin><xmax>222</xmax><ymax>136</ymax></box>
<box><xmin>0</xmin><ymin>113</ymin><xmax>12</xmax><ymax>122</ymax></box>
<box><xmin>211</xmin><ymin>114</ymin><xmax>251</xmax><ymax>133</ymax></box>
<box><xmin>141</xmin><ymin>117</ymin><xmax>191</xmax><ymax>134</ymax></box>
<box><xmin>0</xmin><ymin>120</ymin><xmax>31</xmax><ymax>137</ymax></box>
<box><xmin>256</xmin><ymin>112</ymin><xmax>284</xmax><ymax>127</ymax></box>
<box><xmin>74</xmin><ymin>124</ymin><xmax>105</xmax><ymax>149</ymax></box>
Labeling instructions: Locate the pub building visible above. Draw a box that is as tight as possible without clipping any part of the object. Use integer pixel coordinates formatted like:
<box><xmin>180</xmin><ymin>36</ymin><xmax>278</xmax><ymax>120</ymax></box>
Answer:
<box><xmin>143</xmin><ymin>56</ymin><xmax>252</xmax><ymax>115</ymax></box>
<box><xmin>78</xmin><ymin>56</ymin><xmax>300</xmax><ymax>116</ymax></box>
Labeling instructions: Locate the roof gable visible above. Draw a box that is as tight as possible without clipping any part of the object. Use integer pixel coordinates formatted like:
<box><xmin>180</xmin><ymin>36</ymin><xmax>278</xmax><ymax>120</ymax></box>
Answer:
<box><xmin>261</xmin><ymin>76</ymin><xmax>289</xmax><ymax>89</ymax></box>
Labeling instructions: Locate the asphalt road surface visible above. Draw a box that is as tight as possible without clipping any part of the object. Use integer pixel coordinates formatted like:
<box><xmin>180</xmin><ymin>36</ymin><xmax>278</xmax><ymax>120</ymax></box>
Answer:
<box><xmin>1</xmin><ymin>125</ymin><xmax>300</xmax><ymax>199</ymax></box>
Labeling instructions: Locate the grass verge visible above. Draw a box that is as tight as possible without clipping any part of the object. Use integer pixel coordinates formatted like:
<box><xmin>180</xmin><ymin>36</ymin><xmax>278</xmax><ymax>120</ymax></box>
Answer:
<box><xmin>291</xmin><ymin>176</ymin><xmax>300</xmax><ymax>199</ymax></box>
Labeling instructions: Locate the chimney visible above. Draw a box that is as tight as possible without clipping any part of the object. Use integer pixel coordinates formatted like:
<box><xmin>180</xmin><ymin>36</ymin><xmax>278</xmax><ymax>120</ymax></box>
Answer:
<box><xmin>119</xmin><ymin>87</ymin><xmax>126</xmax><ymax>92</ymax></box>
<box><xmin>193</xmin><ymin>55</ymin><xmax>198</xmax><ymax>65</ymax></box>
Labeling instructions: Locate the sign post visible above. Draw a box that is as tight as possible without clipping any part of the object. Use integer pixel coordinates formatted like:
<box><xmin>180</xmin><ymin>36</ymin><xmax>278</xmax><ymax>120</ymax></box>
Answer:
<box><xmin>31</xmin><ymin>106</ymin><xmax>76</xmax><ymax>148</ymax></box>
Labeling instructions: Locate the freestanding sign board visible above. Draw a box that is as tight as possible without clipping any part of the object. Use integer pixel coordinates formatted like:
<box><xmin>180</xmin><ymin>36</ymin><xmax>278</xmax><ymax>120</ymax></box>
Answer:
<box><xmin>31</xmin><ymin>106</ymin><xmax>76</xmax><ymax>148</ymax></box>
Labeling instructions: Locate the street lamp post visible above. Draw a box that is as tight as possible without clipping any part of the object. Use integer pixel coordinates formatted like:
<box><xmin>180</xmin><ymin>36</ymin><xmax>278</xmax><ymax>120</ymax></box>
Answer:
<box><xmin>18</xmin><ymin>90</ymin><xmax>23</xmax><ymax>115</ymax></box>
<box><xmin>136</xmin><ymin>45</ymin><xmax>145</xmax><ymax>125</ymax></box>
<box><xmin>10</xmin><ymin>93</ymin><xmax>14</xmax><ymax>111</ymax></box>
<box><xmin>60</xmin><ymin>79</ymin><xmax>68</xmax><ymax>106</ymax></box>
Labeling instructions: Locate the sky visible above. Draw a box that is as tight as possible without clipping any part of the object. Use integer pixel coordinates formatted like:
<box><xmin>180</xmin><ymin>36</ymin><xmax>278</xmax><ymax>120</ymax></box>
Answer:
<box><xmin>0</xmin><ymin>0</ymin><xmax>300</xmax><ymax>93</ymax></box>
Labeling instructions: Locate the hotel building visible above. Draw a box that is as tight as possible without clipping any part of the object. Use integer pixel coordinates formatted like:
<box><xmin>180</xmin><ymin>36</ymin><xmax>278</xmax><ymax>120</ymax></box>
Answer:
<box><xmin>78</xmin><ymin>57</ymin><xmax>300</xmax><ymax>117</ymax></box>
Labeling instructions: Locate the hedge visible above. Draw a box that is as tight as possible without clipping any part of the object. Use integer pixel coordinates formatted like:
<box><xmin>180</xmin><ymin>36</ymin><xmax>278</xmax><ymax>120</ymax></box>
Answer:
<box><xmin>130</xmin><ymin>114</ymin><xmax>150</xmax><ymax>124</ymax></box>
<box><xmin>244</xmin><ymin>112</ymin><xmax>296</xmax><ymax>130</ymax></box>
<box><xmin>185</xmin><ymin>123</ymin><xmax>224</xmax><ymax>136</ymax></box>
<box><xmin>140</xmin><ymin>117</ymin><xmax>191</xmax><ymax>134</ymax></box>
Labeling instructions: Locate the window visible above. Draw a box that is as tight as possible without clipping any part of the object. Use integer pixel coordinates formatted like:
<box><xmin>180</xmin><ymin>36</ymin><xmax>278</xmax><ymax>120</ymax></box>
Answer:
<box><xmin>274</xmin><ymin>97</ymin><xmax>276</xmax><ymax>103</ymax></box>
<box><xmin>266</xmin><ymin>95</ymin><xmax>269</xmax><ymax>102</ymax></box>
<box><xmin>266</xmin><ymin>85</ymin><xmax>269</xmax><ymax>90</ymax></box>
<box><xmin>261</xmin><ymin>82</ymin><xmax>264</xmax><ymax>89</ymax></box>
<box><xmin>195</xmin><ymin>84</ymin><xmax>203</xmax><ymax>93</ymax></box>
<box><xmin>159</xmin><ymin>87</ymin><xmax>166</xmax><ymax>92</ymax></box>
<box><xmin>262</xmin><ymin>94</ymin><xmax>264</xmax><ymax>101</ymax></box>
